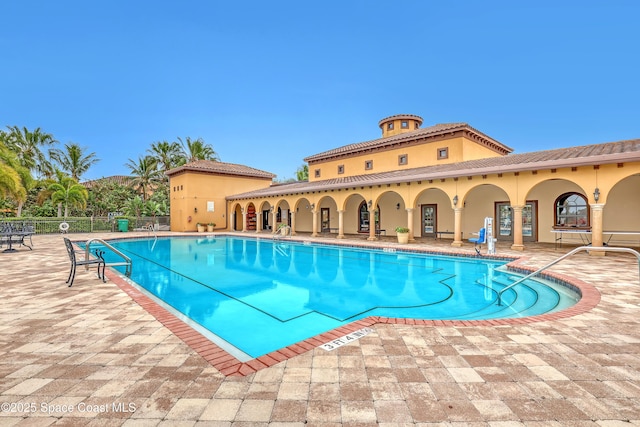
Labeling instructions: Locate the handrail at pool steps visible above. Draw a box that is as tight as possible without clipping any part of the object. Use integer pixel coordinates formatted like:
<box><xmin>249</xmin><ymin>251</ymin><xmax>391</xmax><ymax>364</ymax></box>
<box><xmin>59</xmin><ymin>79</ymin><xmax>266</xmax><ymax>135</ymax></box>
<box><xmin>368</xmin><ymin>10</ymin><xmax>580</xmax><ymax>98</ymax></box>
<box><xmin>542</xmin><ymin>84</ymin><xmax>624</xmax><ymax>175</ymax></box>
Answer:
<box><xmin>85</xmin><ymin>238</ymin><xmax>132</xmax><ymax>277</ymax></box>
<box><xmin>497</xmin><ymin>245</ymin><xmax>640</xmax><ymax>306</ymax></box>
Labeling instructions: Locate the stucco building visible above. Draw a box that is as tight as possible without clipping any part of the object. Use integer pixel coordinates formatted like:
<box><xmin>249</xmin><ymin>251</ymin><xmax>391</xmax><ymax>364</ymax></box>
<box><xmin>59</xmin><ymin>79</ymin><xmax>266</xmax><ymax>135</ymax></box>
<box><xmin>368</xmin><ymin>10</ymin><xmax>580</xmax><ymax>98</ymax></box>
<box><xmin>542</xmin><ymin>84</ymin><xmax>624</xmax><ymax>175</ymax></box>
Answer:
<box><xmin>167</xmin><ymin>114</ymin><xmax>640</xmax><ymax>252</ymax></box>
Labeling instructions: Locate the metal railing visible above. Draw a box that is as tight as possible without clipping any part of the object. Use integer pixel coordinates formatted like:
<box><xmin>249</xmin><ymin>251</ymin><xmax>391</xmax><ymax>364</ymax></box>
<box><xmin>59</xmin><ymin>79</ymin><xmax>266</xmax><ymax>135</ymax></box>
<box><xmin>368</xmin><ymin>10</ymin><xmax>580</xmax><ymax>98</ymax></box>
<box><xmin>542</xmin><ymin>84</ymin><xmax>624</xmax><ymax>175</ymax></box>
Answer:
<box><xmin>497</xmin><ymin>245</ymin><xmax>640</xmax><ymax>305</ymax></box>
<box><xmin>0</xmin><ymin>216</ymin><xmax>169</xmax><ymax>234</ymax></box>
<box><xmin>85</xmin><ymin>238</ymin><xmax>132</xmax><ymax>277</ymax></box>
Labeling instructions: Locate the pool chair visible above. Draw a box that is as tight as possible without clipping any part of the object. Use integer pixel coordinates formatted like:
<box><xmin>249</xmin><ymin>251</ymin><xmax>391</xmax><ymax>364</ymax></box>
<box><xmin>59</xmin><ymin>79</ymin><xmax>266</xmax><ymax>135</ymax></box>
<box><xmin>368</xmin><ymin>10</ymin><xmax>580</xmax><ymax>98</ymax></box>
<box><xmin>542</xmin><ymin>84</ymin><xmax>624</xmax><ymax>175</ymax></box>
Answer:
<box><xmin>468</xmin><ymin>227</ymin><xmax>486</xmax><ymax>255</ymax></box>
<box><xmin>64</xmin><ymin>237</ymin><xmax>106</xmax><ymax>287</ymax></box>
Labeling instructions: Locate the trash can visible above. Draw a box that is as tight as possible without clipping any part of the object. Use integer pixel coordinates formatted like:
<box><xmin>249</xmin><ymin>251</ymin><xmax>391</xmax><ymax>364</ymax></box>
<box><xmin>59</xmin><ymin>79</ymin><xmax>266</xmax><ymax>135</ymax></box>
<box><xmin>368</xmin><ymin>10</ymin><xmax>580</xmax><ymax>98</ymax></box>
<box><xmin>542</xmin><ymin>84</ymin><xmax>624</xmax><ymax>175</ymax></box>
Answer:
<box><xmin>117</xmin><ymin>219</ymin><xmax>129</xmax><ymax>232</ymax></box>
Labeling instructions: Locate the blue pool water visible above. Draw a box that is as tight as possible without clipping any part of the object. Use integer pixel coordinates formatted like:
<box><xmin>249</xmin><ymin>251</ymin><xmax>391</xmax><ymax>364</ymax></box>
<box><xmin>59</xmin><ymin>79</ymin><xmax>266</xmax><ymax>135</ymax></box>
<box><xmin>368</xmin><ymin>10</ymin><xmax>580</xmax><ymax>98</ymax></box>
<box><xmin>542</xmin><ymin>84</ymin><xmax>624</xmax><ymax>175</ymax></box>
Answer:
<box><xmin>96</xmin><ymin>236</ymin><xmax>579</xmax><ymax>359</ymax></box>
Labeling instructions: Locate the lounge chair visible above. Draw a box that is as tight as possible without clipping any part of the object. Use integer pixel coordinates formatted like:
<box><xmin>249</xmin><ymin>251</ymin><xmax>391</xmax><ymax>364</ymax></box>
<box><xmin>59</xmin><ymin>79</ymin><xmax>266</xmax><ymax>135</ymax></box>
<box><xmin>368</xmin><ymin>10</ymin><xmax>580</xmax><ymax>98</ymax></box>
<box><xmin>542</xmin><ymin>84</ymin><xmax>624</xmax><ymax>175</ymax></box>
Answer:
<box><xmin>469</xmin><ymin>227</ymin><xmax>486</xmax><ymax>255</ymax></box>
<box><xmin>64</xmin><ymin>237</ymin><xmax>106</xmax><ymax>287</ymax></box>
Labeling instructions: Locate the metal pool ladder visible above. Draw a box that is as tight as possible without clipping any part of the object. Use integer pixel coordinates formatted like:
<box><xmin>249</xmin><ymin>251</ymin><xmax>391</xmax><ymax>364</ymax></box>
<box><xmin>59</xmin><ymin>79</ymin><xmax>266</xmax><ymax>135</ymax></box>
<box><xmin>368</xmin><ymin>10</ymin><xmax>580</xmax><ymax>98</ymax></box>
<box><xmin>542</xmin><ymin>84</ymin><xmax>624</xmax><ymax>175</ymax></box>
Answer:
<box><xmin>497</xmin><ymin>245</ymin><xmax>640</xmax><ymax>306</ymax></box>
<box><xmin>85</xmin><ymin>238</ymin><xmax>132</xmax><ymax>277</ymax></box>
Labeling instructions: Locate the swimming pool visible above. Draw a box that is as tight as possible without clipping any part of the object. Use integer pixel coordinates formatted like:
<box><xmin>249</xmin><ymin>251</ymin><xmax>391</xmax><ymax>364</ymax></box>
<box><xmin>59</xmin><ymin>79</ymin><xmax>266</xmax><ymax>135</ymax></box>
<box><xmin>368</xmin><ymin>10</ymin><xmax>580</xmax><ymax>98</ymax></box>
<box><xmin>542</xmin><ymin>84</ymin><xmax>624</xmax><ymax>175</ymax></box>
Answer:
<box><xmin>99</xmin><ymin>236</ymin><xmax>579</xmax><ymax>359</ymax></box>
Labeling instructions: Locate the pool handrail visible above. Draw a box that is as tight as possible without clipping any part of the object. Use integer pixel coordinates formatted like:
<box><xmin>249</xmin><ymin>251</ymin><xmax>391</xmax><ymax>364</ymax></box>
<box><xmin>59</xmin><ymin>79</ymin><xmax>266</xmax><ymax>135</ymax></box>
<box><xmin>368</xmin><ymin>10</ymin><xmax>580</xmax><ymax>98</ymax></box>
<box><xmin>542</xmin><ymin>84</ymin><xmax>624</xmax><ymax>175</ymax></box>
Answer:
<box><xmin>497</xmin><ymin>245</ymin><xmax>640</xmax><ymax>306</ymax></box>
<box><xmin>85</xmin><ymin>238</ymin><xmax>132</xmax><ymax>277</ymax></box>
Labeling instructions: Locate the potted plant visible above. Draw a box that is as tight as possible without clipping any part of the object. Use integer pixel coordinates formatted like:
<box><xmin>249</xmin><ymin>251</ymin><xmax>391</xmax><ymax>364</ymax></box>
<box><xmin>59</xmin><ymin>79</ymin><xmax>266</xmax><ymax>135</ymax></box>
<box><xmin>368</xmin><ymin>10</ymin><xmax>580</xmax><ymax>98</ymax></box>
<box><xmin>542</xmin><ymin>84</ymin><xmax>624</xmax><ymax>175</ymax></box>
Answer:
<box><xmin>395</xmin><ymin>226</ymin><xmax>410</xmax><ymax>244</ymax></box>
<box><xmin>207</xmin><ymin>222</ymin><xmax>215</xmax><ymax>232</ymax></box>
<box><xmin>277</xmin><ymin>223</ymin><xmax>289</xmax><ymax>235</ymax></box>
<box><xmin>196</xmin><ymin>223</ymin><xmax>205</xmax><ymax>233</ymax></box>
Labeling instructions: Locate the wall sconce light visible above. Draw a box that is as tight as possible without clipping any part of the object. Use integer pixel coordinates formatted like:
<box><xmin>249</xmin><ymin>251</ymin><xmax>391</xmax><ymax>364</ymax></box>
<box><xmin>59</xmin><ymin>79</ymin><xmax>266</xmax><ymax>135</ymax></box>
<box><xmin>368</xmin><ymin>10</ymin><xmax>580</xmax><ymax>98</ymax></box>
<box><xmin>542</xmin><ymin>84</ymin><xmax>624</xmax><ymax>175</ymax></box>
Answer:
<box><xmin>367</xmin><ymin>200</ymin><xmax>372</xmax><ymax>209</ymax></box>
<box><xmin>310</xmin><ymin>203</ymin><xmax>315</xmax><ymax>209</ymax></box>
<box><xmin>396</xmin><ymin>203</ymin><xmax>400</xmax><ymax>210</ymax></box>
<box><xmin>240</xmin><ymin>207</ymin><xmax>244</xmax><ymax>214</ymax></box>
<box><xmin>269</xmin><ymin>206</ymin><xmax>274</xmax><ymax>213</ymax></box>
<box><xmin>194</xmin><ymin>207</ymin><xmax>198</xmax><ymax>213</ymax></box>
<box><xmin>453</xmin><ymin>195</ymin><xmax>459</xmax><ymax>206</ymax></box>
<box><xmin>594</xmin><ymin>187</ymin><xmax>600</xmax><ymax>202</ymax></box>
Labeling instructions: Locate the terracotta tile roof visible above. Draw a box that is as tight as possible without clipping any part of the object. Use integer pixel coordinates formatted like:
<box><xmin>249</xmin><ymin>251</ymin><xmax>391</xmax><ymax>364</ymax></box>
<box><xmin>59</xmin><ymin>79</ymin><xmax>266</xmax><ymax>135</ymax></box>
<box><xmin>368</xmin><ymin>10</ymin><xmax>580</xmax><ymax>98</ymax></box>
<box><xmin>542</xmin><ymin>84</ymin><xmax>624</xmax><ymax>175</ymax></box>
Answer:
<box><xmin>82</xmin><ymin>175</ymin><xmax>132</xmax><ymax>189</ymax></box>
<box><xmin>229</xmin><ymin>138</ymin><xmax>640</xmax><ymax>200</ymax></box>
<box><xmin>303</xmin><ymin>122</ymin><xmax>513</xmax><ymax>162</ymax></box>
<box><xmin>166</xmin><ymin>160</ymin><xmax>275</xmax><ymax>179</ymax></box>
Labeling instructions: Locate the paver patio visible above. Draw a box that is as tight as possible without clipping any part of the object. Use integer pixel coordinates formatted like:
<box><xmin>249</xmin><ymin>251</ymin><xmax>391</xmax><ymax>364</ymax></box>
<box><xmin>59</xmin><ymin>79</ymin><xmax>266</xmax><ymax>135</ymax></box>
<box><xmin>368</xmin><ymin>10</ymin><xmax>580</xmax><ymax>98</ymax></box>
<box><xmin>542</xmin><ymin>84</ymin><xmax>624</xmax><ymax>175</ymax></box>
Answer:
<box><xmin>1</xmin><ymin>231</ymin><xmax>639</xmax><ymax>426</ymax></box>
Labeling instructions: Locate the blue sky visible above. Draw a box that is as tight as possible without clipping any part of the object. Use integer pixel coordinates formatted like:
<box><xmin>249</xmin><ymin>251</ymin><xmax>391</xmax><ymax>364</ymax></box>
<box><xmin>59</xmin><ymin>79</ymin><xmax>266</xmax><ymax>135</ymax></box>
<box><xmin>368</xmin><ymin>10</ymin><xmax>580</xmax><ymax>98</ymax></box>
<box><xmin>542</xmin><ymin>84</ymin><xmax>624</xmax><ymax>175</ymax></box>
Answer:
<box><xmin>1</xmin><ymin>1</ymin><xmax>638</xmax><ymax>182</ymax></box>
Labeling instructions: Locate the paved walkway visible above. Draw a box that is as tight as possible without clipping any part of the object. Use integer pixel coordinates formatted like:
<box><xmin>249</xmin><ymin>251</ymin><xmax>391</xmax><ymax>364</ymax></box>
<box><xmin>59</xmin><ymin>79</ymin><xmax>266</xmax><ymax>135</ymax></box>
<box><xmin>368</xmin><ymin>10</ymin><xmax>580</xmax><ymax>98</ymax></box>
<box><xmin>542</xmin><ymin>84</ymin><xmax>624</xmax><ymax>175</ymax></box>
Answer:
<box><xmin>1</xmin><ymin>231</ymin><xmax>639</xmax><ymax>425</ymax></box>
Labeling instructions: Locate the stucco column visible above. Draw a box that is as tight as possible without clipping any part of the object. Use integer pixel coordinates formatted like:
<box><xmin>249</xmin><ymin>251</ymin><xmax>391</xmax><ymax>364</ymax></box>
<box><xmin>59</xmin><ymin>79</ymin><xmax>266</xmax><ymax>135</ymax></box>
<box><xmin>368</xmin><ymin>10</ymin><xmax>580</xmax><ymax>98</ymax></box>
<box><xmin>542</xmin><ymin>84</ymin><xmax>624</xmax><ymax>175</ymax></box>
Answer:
<box><xmin>290</xmin><ymin>211</ymin><xmax>296</xmax><ymax>235</ymax></box>
<box><xmin>242</xmin><ymin>211</ymin><xmax>247</xmax><ymax>232</ymax></box>
<box><xmin>367</xmin><ymin>208</ymin><xmax>377</xmax><ymax>241</ymax></box>
<box><xmin>590</xmin><ymin>204</ymin><xmax>605</xmax><ymax>256</ymax></box>
<box><xmin>311</xmin><ymin>208</ymin><xmax>319</xmax><ymax>237</ymax></box>
<box><xmin>406</xmin><ymin>208</ymin><xmax>415</xmax><ymax>242</ymax></box>
<box><xmin>272</xmin><ymin>210</ymin><xmax>278</xmax><ymax>234</ymax></box>
<box><xmin>451</xmin><ymin>207</ymin><xmax>464</xmax><ymax>247</ymax></box>
<box><xmin>256</xmin><ymin>212</ymin><xmax>262</xmax><ymax>233</ymax></box>
<box><xmin>510</xmin><ymin>205</ymin><xmax>525</xmax><ymax>251</ymax></box>
<box><xmin>337</xmin><ymin>209</ymin><xmax>345</xmax><ymax>239</ymax></box>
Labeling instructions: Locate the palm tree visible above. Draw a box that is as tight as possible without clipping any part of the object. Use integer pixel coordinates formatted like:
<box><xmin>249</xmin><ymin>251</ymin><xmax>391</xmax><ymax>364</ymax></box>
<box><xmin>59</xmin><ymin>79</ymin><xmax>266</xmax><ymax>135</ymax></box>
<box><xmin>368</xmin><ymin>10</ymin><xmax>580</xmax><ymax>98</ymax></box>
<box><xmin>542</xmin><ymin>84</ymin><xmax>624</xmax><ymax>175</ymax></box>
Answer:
<box><xmin>124</xmin><ymin>156</ymin><xmax>162</xmax><ymax>201</ymax></box>
<box><xmin>5</xmin><ymin>126</ymin><xmax>57</xmax><ymax>178</ymax></box>
<box><xmin>50</xmin><ymin>142</ymin><xmax>99</xmax><ymax>181</ymax></box>
<box><xmin>37</xmin><ymin>169</ymin><xmax>69</xmax><ymax>217</ymax></box>
<box><xmin>125</xmin><ymin>195</ymin><xmax>144</xmax><ymax>219</ymax></box>
<box><xmin>148</xmin><ymin>140</ymin><xmax>184</xmax><ymax>178</ymax></box>
<box><xmin>48</xmin><ymin>175</ymin><xmax>88</xmax><ymax>218</ymax></box>
<box><xmin>296</xmin><ymin>164</ymin><xmax>309</xmax><ymax>181</ymax></box>
<box><xmin>4</xmin><ymin>126</ymin><xmax>55</xmax><ymax>215</ymax></box>
<box><xmin>177</xmin><ymin>137</ymin><xmax>219</xmax><ymax>163</ymax></box>
<box><xmin>0</xmin><ymin>138</ymin><xmax>30</xmax><ymax>204</ymax></box>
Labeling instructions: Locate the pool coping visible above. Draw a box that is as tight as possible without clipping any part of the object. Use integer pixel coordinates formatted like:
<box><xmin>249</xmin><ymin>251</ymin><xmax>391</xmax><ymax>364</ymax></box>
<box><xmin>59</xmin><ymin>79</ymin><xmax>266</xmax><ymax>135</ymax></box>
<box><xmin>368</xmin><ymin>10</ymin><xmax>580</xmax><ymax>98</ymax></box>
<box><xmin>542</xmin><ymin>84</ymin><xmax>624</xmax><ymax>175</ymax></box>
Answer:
<box><xmin>94</xmin><ymin>234</ymin><xmax>601</xmax><ymax>377</ymax></box>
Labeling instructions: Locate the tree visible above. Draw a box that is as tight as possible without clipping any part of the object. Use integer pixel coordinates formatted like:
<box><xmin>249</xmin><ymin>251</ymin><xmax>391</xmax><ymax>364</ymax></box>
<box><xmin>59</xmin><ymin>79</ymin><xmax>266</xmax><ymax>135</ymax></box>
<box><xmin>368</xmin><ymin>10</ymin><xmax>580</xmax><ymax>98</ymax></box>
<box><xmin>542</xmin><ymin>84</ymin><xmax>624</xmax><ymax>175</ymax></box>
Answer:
<box><xmin>124</xmin><ymin>195</ymin><xmax>144</xmax><ymax>219</ymax></box>
<box><xmin>177</xmin><ymin>136</ymin><xmax>219</xmax><ymax>163</ymax></box>
<box><xmin>148</xmin><ymin>140</ymin><xmax>184</xmax><ymax>178</ymax></box>
<box><xmin>4</xmin><ymin>126</ymin><xmax>57</xmax><ymax>178</ymax></box>
<box><xmin>3</xmin><ymin>126</ymin><xmax>54</xmax><ymax>215</ymax></box>
<box><xmin>124</xmin><ymin>156</ymin><xmax>162</xmax><ymax>201</ymax></box>
<box><xmin>48</xmin><ymin>175</ymin><xmax>88</xmax><ymax>218</ymax></box>
<box><xmin>0</xmin><ymin>137</ymin><xmax>30</xmax><ymax>204</ymax></box>
<box><xmin>85</xmin><ymin>179</ymin><xmax>136</xmax><ymax>217</ymax></box>
<box><xmin>296</xmin><ymin>164</ymin><xmax>309</xmax><ymax>181</ymax></box>
<box><xmin>50</xmin><ymin>142</ymin><xmax>99</xmax><ymax>181</ymax></box>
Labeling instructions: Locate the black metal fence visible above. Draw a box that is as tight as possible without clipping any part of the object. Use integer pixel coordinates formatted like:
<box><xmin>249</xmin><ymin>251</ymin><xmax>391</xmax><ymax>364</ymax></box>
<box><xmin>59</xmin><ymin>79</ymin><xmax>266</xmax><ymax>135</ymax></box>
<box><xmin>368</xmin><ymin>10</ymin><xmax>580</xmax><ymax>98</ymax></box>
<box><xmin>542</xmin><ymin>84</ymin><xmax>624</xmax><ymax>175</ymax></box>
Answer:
<box><xmin>0</xmin><ymin>216</ymin><xmax>170</xmax><ymax>234</ymax></box>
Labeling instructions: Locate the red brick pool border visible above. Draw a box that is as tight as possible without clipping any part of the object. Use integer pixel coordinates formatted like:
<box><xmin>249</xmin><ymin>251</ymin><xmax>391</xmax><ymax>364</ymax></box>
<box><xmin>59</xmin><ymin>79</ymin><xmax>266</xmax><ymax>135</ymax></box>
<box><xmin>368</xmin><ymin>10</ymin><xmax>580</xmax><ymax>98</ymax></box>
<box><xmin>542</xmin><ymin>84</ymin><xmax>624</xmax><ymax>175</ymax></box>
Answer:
<box><xmin>103</xmin><ymin>237</ymin><xmax>601</xmax><ymax>377</ymax></box>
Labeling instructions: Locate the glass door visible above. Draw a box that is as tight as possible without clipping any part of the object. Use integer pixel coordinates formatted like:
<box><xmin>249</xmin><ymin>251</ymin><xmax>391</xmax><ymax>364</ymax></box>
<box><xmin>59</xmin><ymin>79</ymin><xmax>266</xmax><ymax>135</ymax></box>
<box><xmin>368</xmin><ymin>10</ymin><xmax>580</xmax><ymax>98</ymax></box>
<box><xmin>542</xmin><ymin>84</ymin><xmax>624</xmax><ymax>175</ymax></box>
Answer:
<box><xmin>421</xmin><ymin>204</ymin><xmax>437</xmax><ymax>237</ymax></box>
<box><xmin>321</xmin><ymin>208</ymin><xmax>330</xmax><ymax>232</ymax></box>
<box><xmin>495</xmin><ymin>201</ymin><xmax>537</xmax><ymax>242</ymax></box>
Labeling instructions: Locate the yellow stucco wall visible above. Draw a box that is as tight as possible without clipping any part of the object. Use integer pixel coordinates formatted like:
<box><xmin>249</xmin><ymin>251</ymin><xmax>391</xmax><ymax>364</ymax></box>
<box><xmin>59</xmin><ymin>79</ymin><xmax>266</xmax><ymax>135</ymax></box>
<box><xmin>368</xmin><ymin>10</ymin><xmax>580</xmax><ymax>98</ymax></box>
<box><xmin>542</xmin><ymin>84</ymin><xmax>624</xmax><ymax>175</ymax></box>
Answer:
<box><xmin>308</xmin><ymin>136</ymin><xmax>503</xmax><ymax>182</ymax></box>
<box><xmin>169</xmin><ymin>172</ymin><xmax>272</xmax><ymax>232</ymax></box>
<box><xmin>225</xmin><ymin>160</ymin><xmax>640</xmax><ymax>248</ymax></box>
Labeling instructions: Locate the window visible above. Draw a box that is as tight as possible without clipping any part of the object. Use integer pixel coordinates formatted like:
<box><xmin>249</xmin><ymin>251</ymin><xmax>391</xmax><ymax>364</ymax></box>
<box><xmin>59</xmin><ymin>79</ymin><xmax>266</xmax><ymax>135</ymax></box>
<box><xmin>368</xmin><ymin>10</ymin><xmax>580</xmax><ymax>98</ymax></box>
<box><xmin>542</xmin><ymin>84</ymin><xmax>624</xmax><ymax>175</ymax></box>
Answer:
<box><xmin>365</xmin><ymin>160</ymin><xmax>373</xmax><ymax>170</ymax></box>
<box><xmin>387</xmin><ymin>122</ymin><xmax>394</xmax><ymax>130</ymax></box>
<box><xmin>555</xmin><ymin>193</ymin><xmax>589</xmax><ymax>228</ymax></box>
<box><xmin>437</xmin><ymin>147</ymin><xmax>449</xmax><ymax>160</ymax></box>
<box><xmin>358</xmin><ymin>201</ymin><xmax>380</xmax><ymax>233</ymax></box>
<box><xmin>415</xmin><ymin>122</ymin><xmax>419</xmax><ymax>129</ymax></box>
<box><xmin>401</xmin><ymin>121</ymin><xmax>408</xmax><ymax>129</ymax></box>
<box><xmin>337</xmin><ymin>165</ymin><xmax>344</xmax><ymax>174</ymax></box>
<box><xmin>314</xmin><ymin>169</ymin><xmax>321</xmax><ymax>178</ymax></box>
<box><xmin>358</xmin><ymin>201</ymin><xmax>370</xmax><ymax>232</ymax></box>
<box><xmin>398</xmin><ymin>154</ymin><xmax>408</xmax><ymax>165</ymax></box>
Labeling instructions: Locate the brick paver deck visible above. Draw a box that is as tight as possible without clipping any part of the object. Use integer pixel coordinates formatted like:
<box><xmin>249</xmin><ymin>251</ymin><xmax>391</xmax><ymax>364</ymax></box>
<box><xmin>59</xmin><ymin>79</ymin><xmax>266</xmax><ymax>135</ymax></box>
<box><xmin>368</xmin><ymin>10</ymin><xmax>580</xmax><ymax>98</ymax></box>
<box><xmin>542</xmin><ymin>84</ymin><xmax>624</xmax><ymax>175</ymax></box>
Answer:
<box><xmin>1</xmin><ymin>231</ymin><xmax>639</xmax><ymax>425</ymax></box>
